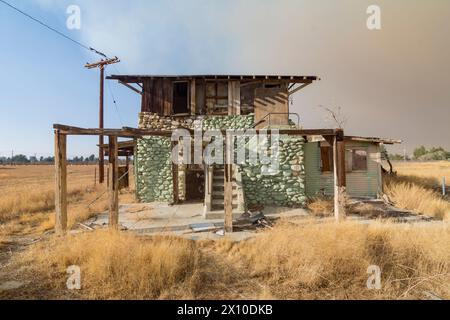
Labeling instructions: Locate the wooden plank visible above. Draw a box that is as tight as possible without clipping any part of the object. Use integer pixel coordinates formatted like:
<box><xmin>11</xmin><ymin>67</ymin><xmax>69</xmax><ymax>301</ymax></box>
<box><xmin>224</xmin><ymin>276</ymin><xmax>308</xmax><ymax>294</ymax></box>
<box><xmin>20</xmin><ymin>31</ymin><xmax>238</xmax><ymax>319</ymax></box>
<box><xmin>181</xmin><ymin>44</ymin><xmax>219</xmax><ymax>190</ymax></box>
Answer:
<box><xmin>228</xmin><ymin>81</ymin><xmax>241</xmax><ymax>115</ymax></box>
<box><xmin>156</xmin><ymin>78</ymin><xmax>165</xmax><ymax>115</ymax></box>
<box><xmin>224</xmin><ymin>133</ymin><xmax>233</xmax><ymax>233</ymax></box>
<box><xmin>119</xmin><ymin>81</ymin><xmax>142</xmax><ymax>95</ymax></box>
<box><xmin>333</xmin><ymin>135</ymin><xmax>339</xmax><ymax>221</ymax></box>
<box><xmin>54</xmin><ymin>131</ymin><xmax>67</xmax><ymax>235</ymax></box>
<box><xmin>141</xmin><ymin>79</ymin><xmax>151</xmax><ymax>112</ymax></box>
<box><xmin>163</xmin><ymin>79</ymin><xmax>172</xmax><ymax>116</ymax></box>
<box><xmin>53</xmin><ymin>124</ymin><xmax>340</xmax><ymax>138</ymax></box>
<box><xmin>288</xmin><ymin>82</ymin><xmax>312</xmax><ymax>96</ymax></box>
<box><xmin>333</xmin><ymin>134</ymin><xmax>347</xmax><ymax>222</ymax></box>
<box><xmin>190</xmin><ymin>79</ymin><xmax>196</xmax><ymax>115</ymax></box>
<box><xmin>234</xmin><ymin>82</ymin><xmax>241</xmax><ymax>115</ymax></box>
<box><xmin>254</xmin><ymin>88</ymin><xmax>289</xmax><ymax>128</ymax></box>
<box><xmin>337</xmin><ymin>140</ymin><xmax>347</xmax><ymax>188</ymax></box>
<box><xmin>108</xmin><ymin>135</ymin><xmax>119</xmax><ymax>230</ymax></box>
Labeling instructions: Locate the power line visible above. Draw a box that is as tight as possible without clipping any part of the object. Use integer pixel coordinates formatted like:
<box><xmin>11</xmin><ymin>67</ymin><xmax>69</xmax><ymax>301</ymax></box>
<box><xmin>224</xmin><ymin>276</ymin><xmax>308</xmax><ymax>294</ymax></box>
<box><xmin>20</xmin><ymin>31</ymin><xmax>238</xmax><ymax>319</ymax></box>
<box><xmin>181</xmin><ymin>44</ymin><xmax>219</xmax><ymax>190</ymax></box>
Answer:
<box><xmin>0</xmin><ymin>0</ymin><xmax>108</xmax><ymax>58</ymax></box>
<box><xmin>106</xmin><ymin>75</ymin><xmax>124</xmax><ymax>127</ymax></box>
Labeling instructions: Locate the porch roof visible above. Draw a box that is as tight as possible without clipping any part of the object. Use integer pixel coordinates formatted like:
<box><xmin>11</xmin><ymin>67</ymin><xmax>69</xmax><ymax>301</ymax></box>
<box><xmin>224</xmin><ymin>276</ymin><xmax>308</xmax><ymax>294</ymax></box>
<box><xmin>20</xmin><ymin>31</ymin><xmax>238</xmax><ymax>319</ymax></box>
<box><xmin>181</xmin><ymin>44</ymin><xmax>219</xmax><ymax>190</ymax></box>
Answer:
<box><xmin>107</xmin><ymin>74</ymin><xmax>319</xmax><ymax>84</ymax></box>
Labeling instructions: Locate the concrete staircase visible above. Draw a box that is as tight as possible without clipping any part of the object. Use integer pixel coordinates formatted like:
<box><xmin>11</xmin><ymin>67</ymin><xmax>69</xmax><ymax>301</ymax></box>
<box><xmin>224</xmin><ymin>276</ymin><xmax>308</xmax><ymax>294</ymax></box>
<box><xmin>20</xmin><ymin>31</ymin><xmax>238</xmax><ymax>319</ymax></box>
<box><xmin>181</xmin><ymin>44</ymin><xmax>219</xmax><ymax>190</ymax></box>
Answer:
<box><xmin>204</xmin><ymin>165</ymin><xmax>245</xmax><ymax>219</ymax></box>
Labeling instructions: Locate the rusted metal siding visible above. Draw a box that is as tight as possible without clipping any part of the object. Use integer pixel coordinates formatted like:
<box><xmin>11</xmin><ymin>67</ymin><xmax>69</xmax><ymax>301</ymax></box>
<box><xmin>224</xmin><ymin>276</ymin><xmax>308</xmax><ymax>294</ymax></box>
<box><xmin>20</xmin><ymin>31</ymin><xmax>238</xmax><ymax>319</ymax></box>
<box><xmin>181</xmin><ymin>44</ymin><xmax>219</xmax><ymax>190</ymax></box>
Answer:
<box><xmin>304</xmin><ymin>141</ymin><xmax>382</xmax><ymax>198</ymax></box>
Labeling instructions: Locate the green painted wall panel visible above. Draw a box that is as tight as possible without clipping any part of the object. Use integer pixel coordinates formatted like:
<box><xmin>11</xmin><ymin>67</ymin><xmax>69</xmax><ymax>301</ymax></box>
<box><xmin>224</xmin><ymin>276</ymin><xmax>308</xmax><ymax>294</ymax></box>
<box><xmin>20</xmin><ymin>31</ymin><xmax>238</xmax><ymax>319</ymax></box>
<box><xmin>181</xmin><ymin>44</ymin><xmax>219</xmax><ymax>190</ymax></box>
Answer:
<box><xmin>304</xmin><ymin>141</ymin><xmax>382</xmax><ymax>198</ymax></box>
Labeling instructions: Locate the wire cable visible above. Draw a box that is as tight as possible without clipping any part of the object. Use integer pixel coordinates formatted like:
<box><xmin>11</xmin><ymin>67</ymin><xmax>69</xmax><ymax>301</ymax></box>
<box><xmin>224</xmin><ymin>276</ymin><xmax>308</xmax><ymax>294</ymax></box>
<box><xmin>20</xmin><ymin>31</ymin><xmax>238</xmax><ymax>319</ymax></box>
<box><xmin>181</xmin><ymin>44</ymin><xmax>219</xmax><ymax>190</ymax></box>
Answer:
<box><xmin>0</xmin><ymin>0</ymin><xmax>108</xmax><ymax>58</ymax></box>
<box><xmin>106</xmin><ymin>73</ymin><xmax>124</xmax><ymax>127</ymax></box>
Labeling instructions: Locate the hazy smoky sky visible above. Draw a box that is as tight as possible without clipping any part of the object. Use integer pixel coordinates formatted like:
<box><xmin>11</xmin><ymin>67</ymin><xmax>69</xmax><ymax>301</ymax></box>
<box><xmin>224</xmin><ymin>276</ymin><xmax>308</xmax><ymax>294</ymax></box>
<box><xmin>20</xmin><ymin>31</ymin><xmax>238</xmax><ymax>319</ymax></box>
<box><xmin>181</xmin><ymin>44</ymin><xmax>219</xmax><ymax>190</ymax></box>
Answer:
<box><xmin>67</xmin><ymin>0</ymin><xmax>450</xmax><ymax>153</ymax></box>
<box><xmin>1</xmin><ymin>0</ymin><xmax>449</xmax><ymax>156</ymax></box>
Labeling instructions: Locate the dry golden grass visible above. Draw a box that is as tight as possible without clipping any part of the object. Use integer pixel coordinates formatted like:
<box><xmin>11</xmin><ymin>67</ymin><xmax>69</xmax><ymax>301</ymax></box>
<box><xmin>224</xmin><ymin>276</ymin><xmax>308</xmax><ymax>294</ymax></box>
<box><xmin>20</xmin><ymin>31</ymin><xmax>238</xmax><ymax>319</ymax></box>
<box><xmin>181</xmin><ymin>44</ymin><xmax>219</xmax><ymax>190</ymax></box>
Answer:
<box><xmin>384</xmin><ymin>177</ymin><xmax>450</xmax><ymax>221</ymax></box>
<box><xmin>9</xmin><ymin>220</ymin><xmax>449</xmax><ymax>300</ymax></box>
<box><xmin>0</xmin><ymin>165</ymin><xmax>135</xmax><ymax>239</ymax></box>
<box><xmin>307</xmin><ymin>196</ymin><xmax>334</xmax><ymax>216</ymax></box>
<box><xmin>18</xmin><ymin>231</ymin><xmax>202</xmax><ymax>299</ymax></box>
<box><xmin>0</xmin><ymin>166</ymin><xmax>99</xmax><ymax>221</ymax></box>
<box><xmin>1</xmin><ymin>164</ymin><xmax>450</xmax><ymax>300</ymax></box>
<box><xmin>224</xmin><ymin>220</ymin><xmax>450</xmax><ymax>299</ymax></box>
<box><xmin>382</xmin><ymin>161</ymin><xmax>450</xmax><ymax>221</ymax></box>
<box><xmin>393</xmin><ymin>161</ymin><xmax>450</xmax><ymax>186</ymax></box>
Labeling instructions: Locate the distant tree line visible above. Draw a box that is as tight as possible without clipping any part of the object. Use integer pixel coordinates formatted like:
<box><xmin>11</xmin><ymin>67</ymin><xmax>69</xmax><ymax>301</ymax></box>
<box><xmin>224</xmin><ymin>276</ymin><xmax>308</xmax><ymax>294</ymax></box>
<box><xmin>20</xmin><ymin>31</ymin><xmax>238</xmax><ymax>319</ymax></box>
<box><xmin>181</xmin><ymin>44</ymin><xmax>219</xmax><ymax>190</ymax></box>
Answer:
<box><xmin>0</xmin><ymin>154</ymin><xmax>99</xmax><ymax>165</ymax></box>
<box><xmin>385</xmin><ymin>145</ymin><xmax>450</xmax><ymax>161</ymax></box>
<box><xmin>412</xmin><ymin>146</ymin><xmax>450</xmax><ymax>161</ymax></box>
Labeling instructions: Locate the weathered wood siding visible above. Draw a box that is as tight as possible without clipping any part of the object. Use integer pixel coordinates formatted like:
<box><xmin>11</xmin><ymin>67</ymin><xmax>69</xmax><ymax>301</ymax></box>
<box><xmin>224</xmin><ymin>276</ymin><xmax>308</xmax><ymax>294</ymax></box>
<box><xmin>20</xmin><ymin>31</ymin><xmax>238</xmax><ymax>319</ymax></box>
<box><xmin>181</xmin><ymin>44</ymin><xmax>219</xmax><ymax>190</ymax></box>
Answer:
<box><xmin>141</xmin><ymin>79</ymin><xmax>173</xmax><ymax>115</ymax></box>
<box><xmin>304</xmin><ymin>141</ymin><xmax>382</xmax><ymax>198</ymax></box>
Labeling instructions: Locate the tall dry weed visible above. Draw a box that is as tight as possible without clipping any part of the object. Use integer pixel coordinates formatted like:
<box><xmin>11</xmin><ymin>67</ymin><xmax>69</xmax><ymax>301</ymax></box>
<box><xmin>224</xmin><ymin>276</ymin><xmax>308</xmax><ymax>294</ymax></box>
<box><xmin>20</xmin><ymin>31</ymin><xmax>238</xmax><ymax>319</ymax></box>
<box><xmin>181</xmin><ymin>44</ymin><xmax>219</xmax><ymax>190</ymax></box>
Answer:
<box><xmin>19</xmin><ymin>231</ymin><xmax>202</xmax><ymax>299</ymax></box>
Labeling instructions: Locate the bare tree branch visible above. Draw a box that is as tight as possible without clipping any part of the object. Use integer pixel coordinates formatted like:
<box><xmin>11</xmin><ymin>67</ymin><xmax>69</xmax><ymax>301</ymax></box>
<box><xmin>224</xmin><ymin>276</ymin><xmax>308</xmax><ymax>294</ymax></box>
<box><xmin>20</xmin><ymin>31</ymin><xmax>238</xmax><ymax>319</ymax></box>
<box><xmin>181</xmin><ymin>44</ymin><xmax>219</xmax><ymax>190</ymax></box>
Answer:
<box><xmin>317</xmin><ymin>105</ymin><xmax>348</xmax><ymax>129</ymax></box>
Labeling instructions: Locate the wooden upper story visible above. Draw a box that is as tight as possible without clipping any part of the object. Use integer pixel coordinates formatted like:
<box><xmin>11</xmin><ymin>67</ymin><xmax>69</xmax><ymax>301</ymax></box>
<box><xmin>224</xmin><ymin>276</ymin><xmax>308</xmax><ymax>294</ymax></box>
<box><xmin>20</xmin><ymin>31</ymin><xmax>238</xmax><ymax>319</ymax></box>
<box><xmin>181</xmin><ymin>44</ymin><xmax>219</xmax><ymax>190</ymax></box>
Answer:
<box><xmin>107</xmin><ymin>75</ymin><xmax>319</xmax><ymax>121</ymax></box>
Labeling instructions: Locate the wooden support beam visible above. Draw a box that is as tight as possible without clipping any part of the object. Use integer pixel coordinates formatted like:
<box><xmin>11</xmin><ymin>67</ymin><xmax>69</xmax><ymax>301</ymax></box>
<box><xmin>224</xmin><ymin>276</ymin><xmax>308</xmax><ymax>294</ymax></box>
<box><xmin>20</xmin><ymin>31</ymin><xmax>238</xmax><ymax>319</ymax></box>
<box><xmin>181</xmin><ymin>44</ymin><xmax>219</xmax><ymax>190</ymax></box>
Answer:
<box><xmin>119</xmin><ymin>81</ymin><xmax>143</xmax><ymax>95</ymax></box>
<box><xmin>333</xmin><ymin>131</ymin><xmax>347</xmax><ymax>222</ymax></box>
<box><xmin>53</xmin><ymin>124</ymin><xmax>341</xmax><ymax>138</ymax></box>
<box><xmin>171</xmin><ymin>141</ymin><xmax>180</xmax><ymax>204</ymax></box>
<box><xmin>54</xmin><ymin>130</ymin><xmax>67</xmax><ymax>235</ymax></box>
<box><xmin>108</xmin><ymin>135</ymin><xmax>119</xmax><ymax>230</ymax></box>
<box><xmin>288</xmin><ymin>82</ymin><xmax>312</xmax><ymax>96</ymax></box>
<box><xmin>224</xmin><ymin>133</ymin><xmax>233</xmax><ymax>233</ymax></box>
<box><xmin>85</xmin><ymin>57</ymin><xmax>120</xmax><ymax>69</ymax></box>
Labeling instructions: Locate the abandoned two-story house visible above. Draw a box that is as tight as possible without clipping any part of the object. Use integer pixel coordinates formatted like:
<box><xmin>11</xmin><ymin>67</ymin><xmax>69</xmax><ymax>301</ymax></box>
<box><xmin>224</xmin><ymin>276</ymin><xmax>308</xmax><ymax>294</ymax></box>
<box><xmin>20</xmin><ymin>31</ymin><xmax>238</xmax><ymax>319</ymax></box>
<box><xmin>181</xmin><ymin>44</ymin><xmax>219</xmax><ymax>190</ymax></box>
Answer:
<box><xmin>100</xmin><ymin>74</ymin><xmax>399</xmax><ymax>219</ymax></box>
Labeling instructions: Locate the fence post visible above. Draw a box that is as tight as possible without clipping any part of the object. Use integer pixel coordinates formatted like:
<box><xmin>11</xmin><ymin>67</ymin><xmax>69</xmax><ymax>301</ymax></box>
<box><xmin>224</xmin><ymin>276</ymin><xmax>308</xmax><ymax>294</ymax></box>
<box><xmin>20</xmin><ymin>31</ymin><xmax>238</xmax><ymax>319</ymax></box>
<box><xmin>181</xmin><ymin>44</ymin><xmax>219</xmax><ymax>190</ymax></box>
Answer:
<box><xmin>443</xmin><ymin>177</ymin><xmax>446</xmax><ymax>196</ymax></box>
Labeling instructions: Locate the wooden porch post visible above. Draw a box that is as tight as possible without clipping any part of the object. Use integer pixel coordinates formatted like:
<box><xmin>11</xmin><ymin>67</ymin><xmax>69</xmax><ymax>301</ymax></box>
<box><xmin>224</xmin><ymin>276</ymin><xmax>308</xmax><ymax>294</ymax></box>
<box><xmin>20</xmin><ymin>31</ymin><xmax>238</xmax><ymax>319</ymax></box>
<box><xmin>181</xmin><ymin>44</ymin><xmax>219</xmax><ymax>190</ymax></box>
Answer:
<box><xmin>54</xmin><ymin>130</ymin><xmax>67</xmax><ymax>235</ymax></box>
<box><xmin>108</xmin><ymin>135</ymin><xmax>119</xmax><ymax>230</ymax></box>
<box><xmin>224</xmin><ymin>132</ymin><xmax>233</xmax><ymax>233</ymax></box>
<box><xmin>333</xmin><ymin>130</ymin><xmax>347</xmax><ymax>221</ymax></box>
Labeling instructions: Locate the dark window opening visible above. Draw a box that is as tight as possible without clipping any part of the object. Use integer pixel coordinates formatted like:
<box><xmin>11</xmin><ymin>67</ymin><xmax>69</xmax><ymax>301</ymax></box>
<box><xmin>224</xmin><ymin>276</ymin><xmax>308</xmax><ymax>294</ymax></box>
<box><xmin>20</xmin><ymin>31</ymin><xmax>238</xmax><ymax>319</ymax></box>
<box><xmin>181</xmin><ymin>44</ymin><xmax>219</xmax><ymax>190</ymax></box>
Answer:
<box><xmin>173</xmin><ymin>82</ymin><xmax>189</xmax><ymax>114</ymax></box>
<box><xmin>320</xmin><ymin>146</ymin><xmax>334</xmax><ymax>172</ymax></box>
<box><xmin>349</xmin><ymin>149</ymin><xmax>368</xmax><ymax>171</ymax></box>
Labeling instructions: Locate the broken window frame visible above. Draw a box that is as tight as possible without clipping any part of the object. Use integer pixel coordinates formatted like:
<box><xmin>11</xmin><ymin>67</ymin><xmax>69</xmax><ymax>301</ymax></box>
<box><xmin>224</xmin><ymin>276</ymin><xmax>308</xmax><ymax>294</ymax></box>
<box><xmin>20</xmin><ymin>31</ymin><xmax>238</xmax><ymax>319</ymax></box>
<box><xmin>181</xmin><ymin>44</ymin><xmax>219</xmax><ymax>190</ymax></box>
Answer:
<box><xmin>347</xmin><ymin>148</ymin><xmax>368</xmax><ymax>172</ymax></box>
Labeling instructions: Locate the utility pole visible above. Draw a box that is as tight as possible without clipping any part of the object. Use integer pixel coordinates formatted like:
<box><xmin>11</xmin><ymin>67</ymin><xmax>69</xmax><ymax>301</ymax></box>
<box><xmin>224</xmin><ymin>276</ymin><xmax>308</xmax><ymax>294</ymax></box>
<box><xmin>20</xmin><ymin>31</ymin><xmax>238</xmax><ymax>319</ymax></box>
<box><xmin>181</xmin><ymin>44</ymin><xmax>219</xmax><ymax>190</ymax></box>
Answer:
<box><xmin>85</xmin><ymin>57</ymin><xmax>120</xmax><ymax>184</ymax></box>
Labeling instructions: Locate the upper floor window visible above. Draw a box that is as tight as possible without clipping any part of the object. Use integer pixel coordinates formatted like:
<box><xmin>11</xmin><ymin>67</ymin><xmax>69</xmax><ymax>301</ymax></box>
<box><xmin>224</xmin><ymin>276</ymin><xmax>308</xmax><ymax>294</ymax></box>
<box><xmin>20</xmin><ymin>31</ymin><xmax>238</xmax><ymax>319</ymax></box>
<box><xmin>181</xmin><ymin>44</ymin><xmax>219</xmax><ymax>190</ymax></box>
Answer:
<box><xmin>173</xmin><ymin>82</ymin><xmax>190</xmax><ymax>115</ymax></box>
<box><xmin>206</xmin><ymin>82</ymin><xmax>228</xmax><ymax>115</ymax></box>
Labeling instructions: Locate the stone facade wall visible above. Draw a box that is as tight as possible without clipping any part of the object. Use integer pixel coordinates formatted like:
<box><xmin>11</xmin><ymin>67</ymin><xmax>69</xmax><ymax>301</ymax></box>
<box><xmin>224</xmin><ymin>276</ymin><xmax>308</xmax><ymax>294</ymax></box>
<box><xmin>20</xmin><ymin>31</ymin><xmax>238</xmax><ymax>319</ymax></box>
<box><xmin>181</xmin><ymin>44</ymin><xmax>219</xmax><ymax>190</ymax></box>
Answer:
<box><xmin>135</xmin><ymin>136</ymin><xmax>173</xmax><ymax>202</ymax></box>
<box><xmin>139</xmin><ymin>113</ymin><xmax>197</xmax><ymax>131</ymax></box>
<box><xmin>135</xmin><ymin>112</ymin><xmax>306</xmax><ymax>207</ymax></box>
<box><xmin>138</xmin><ymin>112</ymin><xmax>255</xmax><ymax>131</ymax></box>
<box><xmin>241</xmin><ymin>136</ymin><xmax>306</xmax><ymax>207</ymax></box>
<box><xmin>202</xmin><ymin>115</ymin><xmax>255</xmax><ymax>130</ymax></box>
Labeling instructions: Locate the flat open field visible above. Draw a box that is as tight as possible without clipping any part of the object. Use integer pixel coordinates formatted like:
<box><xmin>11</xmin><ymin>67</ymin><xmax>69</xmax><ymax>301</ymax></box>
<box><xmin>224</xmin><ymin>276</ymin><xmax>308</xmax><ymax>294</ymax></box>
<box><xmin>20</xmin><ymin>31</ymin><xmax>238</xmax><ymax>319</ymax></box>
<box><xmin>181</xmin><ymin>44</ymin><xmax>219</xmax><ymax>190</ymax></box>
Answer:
<box><xmin>0</xmin><ymin>165</ymin><xmax>97</xmax><ymax>192</ymax></box>
<box><xmin>0</xmin><ymin>163</ymin><xmax>449</xmax><ymax>300</ymax></box>
<box><xmin>394</xmin><ymin>161</ymin><xmax>450</xmax><ymax>186</ymax></box>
